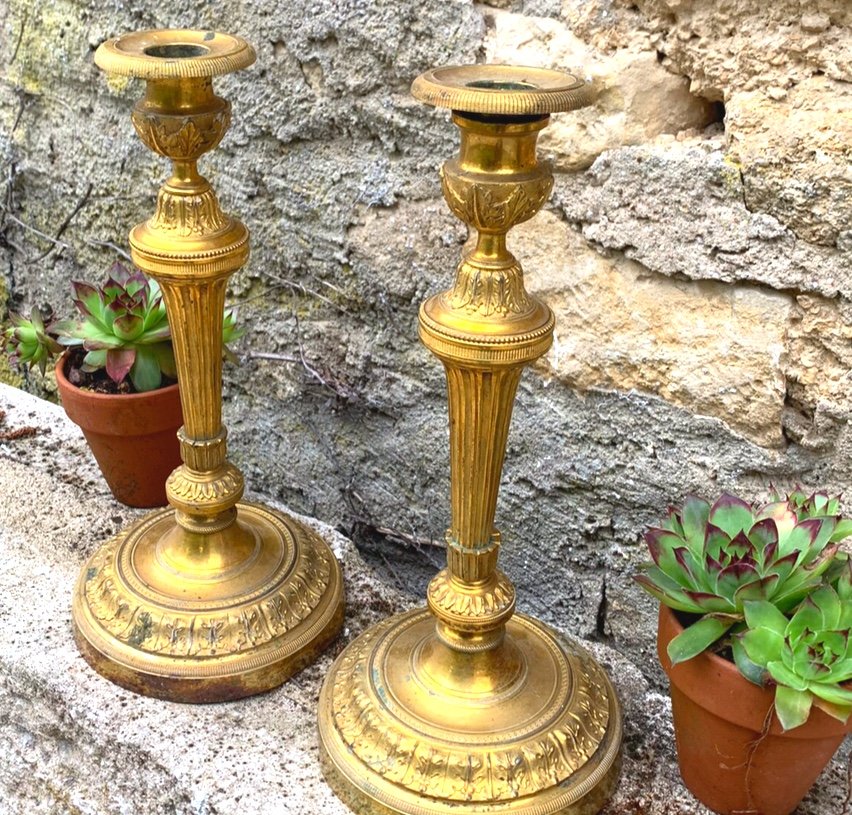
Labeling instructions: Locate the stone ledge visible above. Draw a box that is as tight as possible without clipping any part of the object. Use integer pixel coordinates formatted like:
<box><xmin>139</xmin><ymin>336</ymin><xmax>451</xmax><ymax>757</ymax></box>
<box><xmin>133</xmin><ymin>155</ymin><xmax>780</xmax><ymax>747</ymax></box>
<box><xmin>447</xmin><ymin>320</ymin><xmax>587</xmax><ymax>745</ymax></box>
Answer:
<box><xmin>0</xmin><ymin>384</ymin><xmax>846</xmax><ymax>814</ymax></box>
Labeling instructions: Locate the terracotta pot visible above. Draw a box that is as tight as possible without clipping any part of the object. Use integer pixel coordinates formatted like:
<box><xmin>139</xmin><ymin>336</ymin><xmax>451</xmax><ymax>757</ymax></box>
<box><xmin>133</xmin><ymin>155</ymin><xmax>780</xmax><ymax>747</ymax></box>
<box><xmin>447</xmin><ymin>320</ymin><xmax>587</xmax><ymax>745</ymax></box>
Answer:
<box><xmin>658</xmin><ymin>603</ymin><xmax>850</xmax><ymax>815</ymax></box>
<box><xmin>55</xmin><ymin>354</ymin><xmax>183</xmax><ymax>508</ymax></box>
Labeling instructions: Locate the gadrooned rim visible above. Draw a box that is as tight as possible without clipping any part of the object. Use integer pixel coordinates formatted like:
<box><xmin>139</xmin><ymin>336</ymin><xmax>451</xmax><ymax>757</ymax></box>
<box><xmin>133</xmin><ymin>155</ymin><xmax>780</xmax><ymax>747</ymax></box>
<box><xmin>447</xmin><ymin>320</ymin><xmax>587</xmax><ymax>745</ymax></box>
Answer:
<box><xmin>411</xmin><ymin>64</ymin><xmax>594</xmax><ymax>115</ymax></box>
<box><xmin>95</xmin><ymin>29</ymin><xmax>256</xmax><ymax>79</ymax></box>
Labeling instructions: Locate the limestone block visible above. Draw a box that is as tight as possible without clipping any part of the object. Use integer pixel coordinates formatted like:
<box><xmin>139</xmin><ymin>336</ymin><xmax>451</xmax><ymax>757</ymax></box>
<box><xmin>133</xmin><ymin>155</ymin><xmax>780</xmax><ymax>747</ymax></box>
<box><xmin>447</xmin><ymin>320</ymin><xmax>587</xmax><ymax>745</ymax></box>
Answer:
<box><xmin>552</xmin><ymin>141</ymin><xmax>851</xmax><ymax>451</ymax></box>
<box><xmin>629</xmin><ymin>1</ymin><xmax>852</xmax><ymax>245</ymax></box>
<box><xmin>481</xmin><ymin>7</ymin><xmax>716</xmax><ymax>169</ymax></box>
<box><xmin>560</xmin><ymin>0</ymin><xmax>654</xmax><ymax>52</ymax></box>
<box><xmin>516</xmin><ymin>212</ymin><xmax>791</xmax><ymax>447</ymax></box>
<box><xmin>783</xmin><ymin>294</ymin><xmax>852</xmax><ymax>450</ymax></box>
<box><xmin>726</xmin><ymin>77</ymin><xmax>852</xmax><ymax>246</ymax></box>
<box><xmin>634</xmin><ymin>0</ymin><xmax>852</xmax><ymax>99</ymax></box>
<box><xmin>555</xmin><ymin>139</ymin><xmax>851</xmax><ymax>299</ymax></box>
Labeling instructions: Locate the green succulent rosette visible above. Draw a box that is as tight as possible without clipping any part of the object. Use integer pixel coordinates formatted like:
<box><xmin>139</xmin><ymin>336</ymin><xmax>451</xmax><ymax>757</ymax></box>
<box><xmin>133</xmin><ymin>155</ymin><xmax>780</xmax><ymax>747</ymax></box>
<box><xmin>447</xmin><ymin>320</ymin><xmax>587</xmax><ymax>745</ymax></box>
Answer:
<box><xmin>635</xmin><ymin>492</ymin><xmax>851</xmax><ymax>665</ymax></box>
<box><xmin>4</xmin><ymin>307</ymin><xmax>63</xmax><ymax>375</ymax></box>
<box><xmin>737</xmin><ymin>563</ymin><xmax>852</xmax><ymax>731</ymax></box>
<box><xmin>56</xmin><ymin>263</ymin><xmax>176</xmax><ymax>392</ymax></box>
<box><xmin>5</xmin><ymin>261</ymin><xmax>245</xmax><ymax>393</ymax></box>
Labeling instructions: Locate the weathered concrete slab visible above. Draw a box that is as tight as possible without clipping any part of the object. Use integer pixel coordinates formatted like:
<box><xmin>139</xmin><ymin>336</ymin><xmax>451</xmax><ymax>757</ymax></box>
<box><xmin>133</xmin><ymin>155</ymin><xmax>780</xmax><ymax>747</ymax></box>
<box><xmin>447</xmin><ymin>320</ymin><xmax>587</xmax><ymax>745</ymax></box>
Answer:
<box><xmin>0</xmin><ymin>384</ymin><xmax>846</xmax><ymax>814</ymax></box>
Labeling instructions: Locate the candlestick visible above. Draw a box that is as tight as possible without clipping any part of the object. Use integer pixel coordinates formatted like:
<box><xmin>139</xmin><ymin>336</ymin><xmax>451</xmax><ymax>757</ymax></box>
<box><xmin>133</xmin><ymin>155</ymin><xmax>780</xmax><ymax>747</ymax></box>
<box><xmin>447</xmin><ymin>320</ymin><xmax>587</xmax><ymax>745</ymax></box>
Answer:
<box><xmin>318</xmin><ymin>65</ymin><xmax>623</xmax><ymax>814</ymax></box>
<box><xmin>72</xmin><ymin>29</ymin><xmax>344</xmax><ymax>703</ymax></box>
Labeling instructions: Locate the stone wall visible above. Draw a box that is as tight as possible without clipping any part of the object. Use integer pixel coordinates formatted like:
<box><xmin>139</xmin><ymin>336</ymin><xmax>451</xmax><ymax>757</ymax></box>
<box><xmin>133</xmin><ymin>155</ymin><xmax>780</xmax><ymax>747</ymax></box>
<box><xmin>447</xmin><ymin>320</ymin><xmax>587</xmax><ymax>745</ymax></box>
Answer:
<box><xmin>1</xmin><ymin>0</ymin><xmax>850</xmax><ymax>676</ymax></box>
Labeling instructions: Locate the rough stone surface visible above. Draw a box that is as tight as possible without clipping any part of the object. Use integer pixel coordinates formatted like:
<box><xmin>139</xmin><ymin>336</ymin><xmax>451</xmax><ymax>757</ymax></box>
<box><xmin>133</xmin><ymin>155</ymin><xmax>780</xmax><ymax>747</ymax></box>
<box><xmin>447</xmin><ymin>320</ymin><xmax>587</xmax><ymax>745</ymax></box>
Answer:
<box><xmin>1</xmin><ymin>0</ymin><xmax>851</xmax><ymax>740</ymax></box>
<box><xmin>1</xmin><ymin>382</ymin><xmax>848</xmax><ymax>814</ymax></box>
<box><xmin>726</xmin><ymin>77</ymin><xmax>852</xmax><ymax>247</ymax></box>
<box><xmin>555</xmin><ymin>140</ymin><xmax>850</xmax><ymax>299</ymax></box>
<box><xmin>480</xmin><ymin>6</ymin><xmax>718</xmax><ymax>170</ymax></box>
<box><xmin>634</xmin><ymin>0</ymin><xmax>852</xmax><ymax>248</ymax></box>
<box><xmin>553</xmin><ymin>141</ymin><xmax>852</xmax><ymax>455</ymax></box>
<box><xmin>520</xmin><ymin>211</ymin><xmax>792</xmax><ymax>447</ymax></box>
<box><xmin>635</xmin><ymin>0</ymin><xmax>852</xmax><ymax>97</ymax></box>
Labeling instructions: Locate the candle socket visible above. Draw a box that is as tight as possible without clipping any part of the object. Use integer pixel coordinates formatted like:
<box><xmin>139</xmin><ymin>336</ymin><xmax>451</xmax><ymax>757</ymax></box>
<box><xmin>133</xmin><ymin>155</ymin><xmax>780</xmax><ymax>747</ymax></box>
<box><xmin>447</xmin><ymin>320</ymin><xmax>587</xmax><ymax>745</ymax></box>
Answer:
<box><xmin>318</xmin><ymin>66</ymin><xmax>623</xmax><ymax>814</ymax></box>
<box><xmin>71</xmin><ymin>30</ymin><xmax>343</xmax><ymax>703</ymax></box>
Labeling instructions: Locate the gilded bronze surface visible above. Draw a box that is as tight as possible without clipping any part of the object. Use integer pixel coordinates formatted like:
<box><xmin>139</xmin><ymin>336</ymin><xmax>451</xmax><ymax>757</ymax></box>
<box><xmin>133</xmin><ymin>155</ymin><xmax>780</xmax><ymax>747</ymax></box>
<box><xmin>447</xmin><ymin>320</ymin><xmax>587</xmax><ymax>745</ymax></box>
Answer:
<box><xmin>71</xmin><ymin>29</ymin><xmax>343</xmax><ymax>703</ymax></box>
<box><xmin>318</xmin><ymin>65</ymin><xmax>623</xmax><ymax>813</ymax></box>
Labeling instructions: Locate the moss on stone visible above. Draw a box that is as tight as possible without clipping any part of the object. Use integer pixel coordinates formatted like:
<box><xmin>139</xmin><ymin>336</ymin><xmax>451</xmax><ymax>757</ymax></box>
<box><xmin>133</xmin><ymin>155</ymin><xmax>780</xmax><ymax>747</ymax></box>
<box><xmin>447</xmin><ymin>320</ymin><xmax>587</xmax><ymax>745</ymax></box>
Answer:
<box><xmin>0</xmin><ymin>273</ymin><xmax>24</xmax><ymax>388</ymax></box>
<box><xmin>5</xmin><ymin>0</ymin><xmax>87</xmax><ymax>94</ymax></box>
<box><xmin>0</xmin><ymin>354</ymin><xmax>25</xmax><ymax>389</ymax></box>
<box><xmin>721</xmin><ymin>153</ymin><xmax>745</xmax><ymax>194</ymax></box>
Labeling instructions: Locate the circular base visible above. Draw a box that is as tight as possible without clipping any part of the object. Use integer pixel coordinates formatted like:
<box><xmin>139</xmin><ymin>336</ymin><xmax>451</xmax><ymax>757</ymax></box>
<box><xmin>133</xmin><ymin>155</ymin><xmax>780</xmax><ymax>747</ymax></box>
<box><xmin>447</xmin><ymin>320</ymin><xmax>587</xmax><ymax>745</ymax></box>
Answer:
<box><xmin>318</xmin><ymin>609</ymin><xmax>622</xmax><ymax>815</ymax></box>
<box><xmin>72</xmin><ymin>501</ymin><xmax>344</xmax><ymax>702</ymax></box>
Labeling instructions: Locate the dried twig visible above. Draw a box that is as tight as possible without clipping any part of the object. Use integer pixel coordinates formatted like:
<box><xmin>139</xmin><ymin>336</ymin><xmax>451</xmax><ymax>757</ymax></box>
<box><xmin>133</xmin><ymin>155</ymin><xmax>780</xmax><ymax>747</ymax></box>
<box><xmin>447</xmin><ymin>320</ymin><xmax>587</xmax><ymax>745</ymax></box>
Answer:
<box><xmin>313</xmin><ymin>276</ymin><xmax>346</xmax><ymax>296</ymax></box>
<box><xmin>28</xmin><ymin>182</ymin><xmax>93</xmax><ymax>264</ymax></box>
<box><xmin>265</xmin><ymin>271</ymin><xmax>351</xmax><ymax>315</ymax></box>
<box><xmin>4</xmin><ymin>236</ymin><xmax>26</xmax><ymax>255</ymax></box>
<box><xmin>370</xmin><ymin>524</ymin><xmax>442</xmax><ymax>550</ymax></box>
<box><xmin>248</xmin><ymin>351</ymin><xmax>301</xmax><ymax>364</ymax></box>
<box><xmin>11</xmin><ymin>93</ymin><xmax>26</xmax><ymax>134</ymax></box>
<box><xmin>10</xmin><ymin>9</ymin><xmax>27</xmax><ymax>65</ymax></box>
<box><xmin>0</xmin><ymin>426</ymin><xmax>39</xmax><ymax>441</ymax></box>
<box><xmin>85</xmin><ymin>238</ymin><xmax>132</xmax><ymax>261</ymax></box>
<box><xmin>3</xmin><ymin>212</ymin><xmax>69</xmax><ymax>250</ymax></box>
<box><xmin>249</xmin><ymin>348</ymin><xmax>356</xmax><ymax>400</ymax></box>
<box><xmin>53</xmin><ymin>183</ymin><xmax>93</xmax><ymax>243</ymax></box>
<box><xmin>345</xmin><ymin>485</ymin><xmax>443</xmax><ymax>552</ymax></box>
<box><xmin>0</xmin><ymin>408</ymin><xmax>40</xmax><ymax>441</ymax></box>
<box><xmin>248</xmin><ymin>297</ymin><xmax>360</xmax><ymax>404</ymax></box>
<box><xmin>294</xmin><ymin>309</ymin><xmax>333</xmax><ymax>386</ymax></box>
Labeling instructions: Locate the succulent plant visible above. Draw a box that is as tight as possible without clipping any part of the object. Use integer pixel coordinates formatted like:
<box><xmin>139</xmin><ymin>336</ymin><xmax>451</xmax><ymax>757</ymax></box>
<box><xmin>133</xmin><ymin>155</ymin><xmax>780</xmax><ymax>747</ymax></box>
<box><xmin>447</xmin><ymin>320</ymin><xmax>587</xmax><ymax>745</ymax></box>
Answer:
<box><xmin>635</xmin><ymin>493</ymin><xmax>849</xmax><ymax>665</ymax></box>
<box><xmin>4</xmin><ymin>262</ymin><xmax>244</xmax><ymax>393</ymax></box>
<box><xmin>737</xmin><ymin>563</ymin><xmax>852</xmax><ymax>730</ymax></box>
<box><xmin>4</xmin><ymin>307</ymin><xmax>63</xmax><ymax>375</ymax></box>
<box><xmin>55</xmin><ymin>263</ymin><xmax>176</xmax><ymax>392</ymax></box>
<box><xmin>782</xmin><ymin>488</ymin><xmax>852</xmax><ymax>540</ymax></box>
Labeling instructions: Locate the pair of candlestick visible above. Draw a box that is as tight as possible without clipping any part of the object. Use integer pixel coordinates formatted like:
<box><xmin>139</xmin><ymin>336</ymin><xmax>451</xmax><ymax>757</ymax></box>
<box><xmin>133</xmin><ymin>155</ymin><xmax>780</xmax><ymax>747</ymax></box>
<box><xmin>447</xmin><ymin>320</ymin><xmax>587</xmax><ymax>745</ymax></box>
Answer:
<box><xmin>73</xmin><ymin>29</ymin><xmax>622</xmax><ymax>815</ymax></box>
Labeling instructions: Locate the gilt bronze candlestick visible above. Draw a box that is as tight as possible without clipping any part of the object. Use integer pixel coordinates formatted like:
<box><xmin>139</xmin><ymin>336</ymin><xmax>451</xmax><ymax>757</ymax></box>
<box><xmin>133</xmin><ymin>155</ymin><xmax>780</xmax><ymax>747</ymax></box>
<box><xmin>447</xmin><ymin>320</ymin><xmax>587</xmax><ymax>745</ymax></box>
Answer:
<box><xmin>318</xmin><ymin>66</ymin><xmax>622</xmax><ymax>814</ymax></box>
<box><xmin>71</xmin><ymin>30</ymin><xmax>343</xmax><ymax>702</ymax></box>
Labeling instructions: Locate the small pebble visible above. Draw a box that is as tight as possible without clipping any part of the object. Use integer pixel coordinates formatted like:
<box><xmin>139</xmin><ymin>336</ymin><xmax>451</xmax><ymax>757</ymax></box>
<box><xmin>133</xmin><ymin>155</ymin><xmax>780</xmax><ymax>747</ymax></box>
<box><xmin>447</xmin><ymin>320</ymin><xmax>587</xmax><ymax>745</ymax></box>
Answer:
<box><xmin>800</xmin><ymin>12</ymin><xmax>830</xmax><ymax>33</ymax></box>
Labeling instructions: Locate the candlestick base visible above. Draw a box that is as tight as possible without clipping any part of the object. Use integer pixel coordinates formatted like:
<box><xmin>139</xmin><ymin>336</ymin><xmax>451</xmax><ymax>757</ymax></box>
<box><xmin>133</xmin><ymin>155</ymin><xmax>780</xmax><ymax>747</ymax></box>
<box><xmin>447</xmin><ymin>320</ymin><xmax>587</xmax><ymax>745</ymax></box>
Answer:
<box><xmin>72</xmin><ymin>501</ymin><xmax>344</xmax><ymax>703</ymax></box>
<box><xmin>318</xmin><ymin>608</ymin><xmax>622</xmax><ymax>815</ymax></box>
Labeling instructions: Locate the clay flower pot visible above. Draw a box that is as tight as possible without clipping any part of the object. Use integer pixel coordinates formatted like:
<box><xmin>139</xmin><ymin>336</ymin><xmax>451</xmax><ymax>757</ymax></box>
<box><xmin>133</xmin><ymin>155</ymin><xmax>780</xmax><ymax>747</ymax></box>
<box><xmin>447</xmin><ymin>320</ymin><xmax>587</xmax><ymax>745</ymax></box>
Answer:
<box><xmin>55</xmin><ymin>354</ymin><xmax>182</xmax><ymax>508</ymax></box>
<box><xmin>658</xmin><ymin>603</ymin><xmax>850</xmax><ymax>815</ymax></box>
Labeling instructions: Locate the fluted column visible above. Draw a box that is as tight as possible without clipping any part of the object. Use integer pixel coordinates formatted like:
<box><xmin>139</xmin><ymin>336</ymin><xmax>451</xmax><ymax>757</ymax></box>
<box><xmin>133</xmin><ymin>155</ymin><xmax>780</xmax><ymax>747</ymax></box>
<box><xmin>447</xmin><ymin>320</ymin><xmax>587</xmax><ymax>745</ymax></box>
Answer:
<box><xmin>419</xmin><ymin>112</ymin><xmax>555</xmax><ymax>655</ymax></box>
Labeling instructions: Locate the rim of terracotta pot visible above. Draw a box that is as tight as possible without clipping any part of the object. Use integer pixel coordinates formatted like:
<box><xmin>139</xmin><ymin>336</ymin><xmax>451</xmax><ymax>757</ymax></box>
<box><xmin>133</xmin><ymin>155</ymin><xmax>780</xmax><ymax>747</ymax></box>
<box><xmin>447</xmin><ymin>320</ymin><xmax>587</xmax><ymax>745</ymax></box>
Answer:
<box><xmin>658</xmin><ymin>603</ymin><xmax>851</xmax><ymax>740</ymax></box>
<box><xmin>54</xmin><ymin>352</ymin><xmax>182</xmax><ymax>435</ymax></box>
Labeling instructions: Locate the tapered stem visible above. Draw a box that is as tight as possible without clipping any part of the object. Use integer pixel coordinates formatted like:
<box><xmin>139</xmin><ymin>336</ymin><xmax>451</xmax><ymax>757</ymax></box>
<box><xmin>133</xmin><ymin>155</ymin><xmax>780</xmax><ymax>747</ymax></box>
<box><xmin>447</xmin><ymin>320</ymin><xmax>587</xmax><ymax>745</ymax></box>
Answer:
<box><xmin>446</xmin><ymin>364</ymin><xmax>522</xmax><ymax>556</ymax></box>
<box><xmin>159</xmin><ymin>278</ymin><xmax>226</xmax><ymax>444</ymax></box>
<box><xmin>420</xmin><ymin>113</ymin><xmax>555</xmax><ymax>654</ymax></box>
<box><xmin>127</xmin><ymin>74</ymin><xmax>249</xmax><ymax>538</ymax></box>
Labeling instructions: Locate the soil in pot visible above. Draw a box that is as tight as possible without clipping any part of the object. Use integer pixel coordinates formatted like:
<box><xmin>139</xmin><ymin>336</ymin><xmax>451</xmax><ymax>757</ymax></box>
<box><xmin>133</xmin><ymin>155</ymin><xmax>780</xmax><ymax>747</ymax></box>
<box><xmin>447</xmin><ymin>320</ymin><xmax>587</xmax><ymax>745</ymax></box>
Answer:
<box><xmin>658</xmin><ymin>603</ymin><xmax>850</xmax><ymax>815</ymax></box>
<box><xmin>55</xmin><ymin>351</ymin><xmax>183</xmax><ymax>508</ymax></box>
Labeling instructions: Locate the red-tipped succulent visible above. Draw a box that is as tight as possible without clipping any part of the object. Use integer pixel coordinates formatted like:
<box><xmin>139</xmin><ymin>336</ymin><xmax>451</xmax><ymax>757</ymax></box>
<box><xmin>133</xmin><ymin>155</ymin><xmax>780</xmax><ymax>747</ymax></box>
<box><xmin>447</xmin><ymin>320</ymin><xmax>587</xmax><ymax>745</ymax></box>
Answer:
<box><xmin>635</xmin><ymin>492</ymin><xmax>850</xmax><ymax>664</ymax></box>
<box><xmin>5</xmin><ymin>262</ymin><xmax>244</xmax><ymax>392</ymax></box>
<box><xmin>55</xmin><ymin>262</ymin><xmax>175</xmax><ymax>392</ymax></box>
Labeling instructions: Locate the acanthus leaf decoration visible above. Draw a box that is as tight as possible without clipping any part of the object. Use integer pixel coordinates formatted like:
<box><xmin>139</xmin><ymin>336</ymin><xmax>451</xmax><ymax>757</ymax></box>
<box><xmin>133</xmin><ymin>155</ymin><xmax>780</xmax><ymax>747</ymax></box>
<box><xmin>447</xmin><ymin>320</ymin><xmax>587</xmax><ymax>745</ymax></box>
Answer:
<box><xmin>83</xmin><ymin>533</ymin><xmax>333</xmax><ymax>658</ymax></box>
<box><xmin>328</xmin><ymin>615</ymin><xmax>611</xmax><ymax>802</ymax></box>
